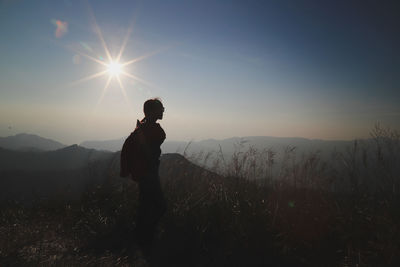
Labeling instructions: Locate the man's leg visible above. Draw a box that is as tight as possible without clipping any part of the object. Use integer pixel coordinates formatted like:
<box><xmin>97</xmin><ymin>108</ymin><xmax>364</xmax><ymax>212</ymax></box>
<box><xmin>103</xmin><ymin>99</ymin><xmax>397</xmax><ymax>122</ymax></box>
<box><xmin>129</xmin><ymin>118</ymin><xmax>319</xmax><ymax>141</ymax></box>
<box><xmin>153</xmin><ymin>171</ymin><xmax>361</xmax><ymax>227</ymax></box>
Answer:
<box><xmin>135</xmin><ymin>174</ymin><xmax>166</xmax><ymax>258</ymax></box>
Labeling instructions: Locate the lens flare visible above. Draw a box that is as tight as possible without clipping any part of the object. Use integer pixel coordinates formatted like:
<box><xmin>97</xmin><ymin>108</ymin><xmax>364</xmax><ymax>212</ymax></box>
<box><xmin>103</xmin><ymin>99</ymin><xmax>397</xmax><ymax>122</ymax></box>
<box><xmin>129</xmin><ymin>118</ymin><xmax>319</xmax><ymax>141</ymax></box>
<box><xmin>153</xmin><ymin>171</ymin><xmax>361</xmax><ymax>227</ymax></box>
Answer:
<box><xmin>51</xmin><ymin>19</ymin><xmax>68</xmax><ymax>38</ymax></box>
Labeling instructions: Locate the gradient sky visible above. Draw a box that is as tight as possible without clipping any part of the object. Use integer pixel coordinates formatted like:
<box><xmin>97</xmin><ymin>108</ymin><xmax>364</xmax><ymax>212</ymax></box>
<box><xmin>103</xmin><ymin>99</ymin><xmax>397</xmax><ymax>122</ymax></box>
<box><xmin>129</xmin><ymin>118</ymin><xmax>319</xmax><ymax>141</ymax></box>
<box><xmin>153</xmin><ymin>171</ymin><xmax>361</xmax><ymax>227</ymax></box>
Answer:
<box><xmin>1</xmin><ymin>0</ymin><xmax>399</xmax><ymax>144</ymax></box>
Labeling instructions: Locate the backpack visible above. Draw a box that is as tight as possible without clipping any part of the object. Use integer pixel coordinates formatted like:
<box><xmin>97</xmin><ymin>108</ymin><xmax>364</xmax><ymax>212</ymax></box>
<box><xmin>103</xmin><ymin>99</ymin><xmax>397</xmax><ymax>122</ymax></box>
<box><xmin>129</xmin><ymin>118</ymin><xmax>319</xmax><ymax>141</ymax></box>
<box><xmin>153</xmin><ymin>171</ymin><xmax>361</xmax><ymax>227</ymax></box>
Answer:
<box><xmin>120</xmin><ymin>120</ymin><xmax>146</xmax><ymax>181</ymax></box>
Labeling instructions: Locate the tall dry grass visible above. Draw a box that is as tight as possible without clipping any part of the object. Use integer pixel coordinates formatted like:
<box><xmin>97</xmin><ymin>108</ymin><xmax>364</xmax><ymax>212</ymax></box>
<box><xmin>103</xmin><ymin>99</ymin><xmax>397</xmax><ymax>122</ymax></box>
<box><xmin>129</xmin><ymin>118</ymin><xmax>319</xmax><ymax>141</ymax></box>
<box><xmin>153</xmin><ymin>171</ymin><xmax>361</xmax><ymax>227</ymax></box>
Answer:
<box><xmin>1</xmin><ymin>124</ymin><xmax>399</xmax><ymax>266</ymax></box>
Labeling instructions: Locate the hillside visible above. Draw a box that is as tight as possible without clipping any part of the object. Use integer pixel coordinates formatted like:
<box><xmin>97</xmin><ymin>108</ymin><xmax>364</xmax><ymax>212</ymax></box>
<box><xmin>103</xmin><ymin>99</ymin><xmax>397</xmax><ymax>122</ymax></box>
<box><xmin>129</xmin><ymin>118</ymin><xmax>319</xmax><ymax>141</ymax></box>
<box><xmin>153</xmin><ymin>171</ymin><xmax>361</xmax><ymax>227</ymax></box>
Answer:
<box><xmin>0</xmin><ymin>144</ymin><xmax>213</xmax><ymax>201</ymax></box>
<box><xmin>0</xmin><ymin>145</ymin><xmax>113</xmax><ymax>171</ymax></box>
<box><xmin>0</xmin><ymin>133</ymin><xmax>65</xmax><ymax>151</ymax></box>
<box><xmin>0</xmin><ymin>145</ymin><xmax>115</xmax><ymax>200</ymax></box>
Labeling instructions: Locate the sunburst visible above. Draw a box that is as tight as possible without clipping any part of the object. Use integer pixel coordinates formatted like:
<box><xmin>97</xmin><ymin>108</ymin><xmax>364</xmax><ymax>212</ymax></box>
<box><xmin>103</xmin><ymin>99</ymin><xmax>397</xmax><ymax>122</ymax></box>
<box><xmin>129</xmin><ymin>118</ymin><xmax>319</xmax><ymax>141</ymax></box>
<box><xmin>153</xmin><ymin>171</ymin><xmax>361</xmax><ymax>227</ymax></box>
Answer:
<box><xmin>69</xmin><ymin>7</ymin><xmax>165</xmax><ymax>110</ymax></box>
<box><xmin>107</xmin><ymin>61</ymin><xmax>123</xmax><ymax>77</ymax></box>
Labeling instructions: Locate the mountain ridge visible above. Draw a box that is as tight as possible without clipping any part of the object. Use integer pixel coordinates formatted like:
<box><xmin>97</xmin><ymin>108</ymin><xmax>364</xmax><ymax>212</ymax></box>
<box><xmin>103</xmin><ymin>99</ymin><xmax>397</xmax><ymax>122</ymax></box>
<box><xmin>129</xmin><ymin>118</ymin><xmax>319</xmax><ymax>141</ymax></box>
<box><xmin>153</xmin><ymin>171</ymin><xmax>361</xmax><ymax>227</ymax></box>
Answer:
<box><xmin>1</xmin><ymin>133</ymin><xmax>362</xmax><ymax>164</ymax></box>
<box><xmin>0</xmin><ymin>133</ymin><xmax>66</xmax><ymax>151</ymax></box>
<box><xmin>0</xmin><ymin>144</ymin><xmax>209</xmax><ymax>201</ymax></box>
<box><xmin>80</xmin><ymin>135</ymin><xmax>358</xmax><ymax>162</ymax></box>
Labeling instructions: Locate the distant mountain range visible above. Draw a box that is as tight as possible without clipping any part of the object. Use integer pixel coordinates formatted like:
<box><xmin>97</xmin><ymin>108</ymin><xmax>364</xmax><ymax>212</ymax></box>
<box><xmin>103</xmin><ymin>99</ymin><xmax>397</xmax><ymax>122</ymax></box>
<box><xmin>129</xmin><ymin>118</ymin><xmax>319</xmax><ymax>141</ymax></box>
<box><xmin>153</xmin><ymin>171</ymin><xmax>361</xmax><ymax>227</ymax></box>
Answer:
<box><xmin>1</xmin><ymin>133</ymin><xmax>357</xmax><ymax>157</ymax></box>
<box><xmin>0</xmin><ymin>133</ymin><xmax>65</xmax><ymax>151</ymax></box>
<box><xmin>81</xmin><ymin>137</ymin><xmax>191</xmax><ymax>154</ymax></box>
<box><xmin>80</xmin><ymin>137</ymin><xmax>125</xmax><ymax>152</ymax></box>
<box><xmin>81</xmin><ymin>135</ymin><xmax>356</xmax><ymax>160</ymax></box>
<box><xmin>0</xmin><ymin>133</ymin><xmax>379</xmax><ymax>201</ymax></box>
<box><xmin>0</xmin><ymin>133</ymin><xmax>360</xmax><ymax>167</ymax></box>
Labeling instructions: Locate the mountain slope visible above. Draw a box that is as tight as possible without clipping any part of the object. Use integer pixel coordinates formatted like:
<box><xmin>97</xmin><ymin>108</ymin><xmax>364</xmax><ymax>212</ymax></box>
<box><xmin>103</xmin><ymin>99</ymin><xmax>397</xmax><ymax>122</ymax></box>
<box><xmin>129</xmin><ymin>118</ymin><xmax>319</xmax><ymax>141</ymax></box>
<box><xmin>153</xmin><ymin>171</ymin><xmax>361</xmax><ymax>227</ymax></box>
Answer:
<box><xmin>0</xmin><ymin>145</ymin><xmax>114</xmax><ymax>171</ymax></box>
<box><xmin>0</xmin><ymin>133</ymin><xmax>65</xmax><ymax>151</ymax></box>
<box><xmin>0</xmin><ymin>143</ymin><xmax>215</xmax><ymax>201</ymax></box>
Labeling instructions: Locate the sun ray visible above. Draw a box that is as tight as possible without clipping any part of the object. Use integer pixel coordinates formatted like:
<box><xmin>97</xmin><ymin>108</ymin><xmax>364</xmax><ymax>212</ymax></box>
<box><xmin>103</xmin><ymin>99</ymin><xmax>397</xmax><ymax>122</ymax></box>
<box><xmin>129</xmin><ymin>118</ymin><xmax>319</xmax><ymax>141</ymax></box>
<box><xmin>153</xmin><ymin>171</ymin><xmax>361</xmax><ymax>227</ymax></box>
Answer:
<box><xmin>94</xmin><ymin>75</ymin><xmax>112</xmax><ymax>111</ymax></box>
<box><xmin>121</xmin><ymin>71</ymin><xmax>160</xmax><ymax>90</ymax></box>
<box><xmin>54</xmin><ymin>41</ymin><xmax>107</xmax><ymax>67</ymax></box>
<box><xmin>68</xmin><ymin>70</ymin><xmax>108</xmax><ymax>87</ymax></box>
<box><xmin>72</xmin><ymin>48</ymin><xmax>108</xmax><ymax>66</ymax></box>
<box><xmin>116</xmin><ymin>76</ymin><xmax>134</xmax><ymax>114</ymax></box>
<box><xmin>87</xmin><ymin>3</ymin><xmax>112</xmax><ymax>62</ymax></box>
<box><xmin>116</xmin><ymin>76</ymin><xmax>129</xmax><ymax>102</ymax></box>
<box><xmin>116</xmin><ymin>19</ymin><xmax>136</xmax><ymax>62</ymax></box>
<box><xmin>121</xmin><ymin>46</ymin><xmax>170</xmax><ymax>67</ymax></box>
<box><xmin>116</xmin><ymin>28</ymin><xmax>132</xmax><ymax>62</ymax></box>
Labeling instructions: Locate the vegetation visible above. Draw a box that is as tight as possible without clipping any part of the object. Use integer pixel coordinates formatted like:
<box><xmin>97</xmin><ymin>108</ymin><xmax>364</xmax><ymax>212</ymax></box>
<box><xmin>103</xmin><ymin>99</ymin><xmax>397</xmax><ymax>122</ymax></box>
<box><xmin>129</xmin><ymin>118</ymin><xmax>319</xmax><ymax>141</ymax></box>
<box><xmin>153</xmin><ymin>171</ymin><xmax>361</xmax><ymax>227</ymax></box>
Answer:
<box><xmin>1</xmin><ymin>124</ymin><xmax>400</xmax><ymax>266</ymax></box>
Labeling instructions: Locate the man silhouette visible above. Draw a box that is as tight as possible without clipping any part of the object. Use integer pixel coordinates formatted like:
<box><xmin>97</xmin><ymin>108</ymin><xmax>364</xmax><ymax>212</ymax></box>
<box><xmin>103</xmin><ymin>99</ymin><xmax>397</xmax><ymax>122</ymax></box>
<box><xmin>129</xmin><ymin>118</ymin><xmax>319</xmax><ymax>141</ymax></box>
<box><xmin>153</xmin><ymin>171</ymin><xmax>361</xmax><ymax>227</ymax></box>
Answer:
<box><xmin>133</xmin><ymin>98</ymin><xmax>166</xmax><ymax>259</ymax></box>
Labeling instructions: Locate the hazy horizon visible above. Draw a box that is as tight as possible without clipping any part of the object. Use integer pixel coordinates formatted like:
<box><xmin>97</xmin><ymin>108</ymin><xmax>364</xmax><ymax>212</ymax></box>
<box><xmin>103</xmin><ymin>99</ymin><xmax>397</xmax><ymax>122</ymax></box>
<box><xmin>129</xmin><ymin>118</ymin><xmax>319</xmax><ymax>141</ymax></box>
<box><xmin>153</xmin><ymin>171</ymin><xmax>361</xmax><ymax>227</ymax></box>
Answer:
<box><xmin>0</xmin><ymin>130</ymin><xmax>381</xmax><ymax>148</ymax></box>
<box><xmin>1</xmin><ymin>0</ymin><xmax>399</xmax><ymax>145</ymax></box>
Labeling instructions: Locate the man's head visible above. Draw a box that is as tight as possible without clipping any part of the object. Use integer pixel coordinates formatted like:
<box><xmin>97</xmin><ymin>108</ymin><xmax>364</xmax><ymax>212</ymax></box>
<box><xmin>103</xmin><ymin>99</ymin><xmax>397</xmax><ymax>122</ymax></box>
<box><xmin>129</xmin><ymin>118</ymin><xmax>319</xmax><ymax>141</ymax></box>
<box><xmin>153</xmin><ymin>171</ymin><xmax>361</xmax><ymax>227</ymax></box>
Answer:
<box><xmin>144</xmin><ymin>98</ymin><xmax>164</xmax><ymax>121</ymax></box>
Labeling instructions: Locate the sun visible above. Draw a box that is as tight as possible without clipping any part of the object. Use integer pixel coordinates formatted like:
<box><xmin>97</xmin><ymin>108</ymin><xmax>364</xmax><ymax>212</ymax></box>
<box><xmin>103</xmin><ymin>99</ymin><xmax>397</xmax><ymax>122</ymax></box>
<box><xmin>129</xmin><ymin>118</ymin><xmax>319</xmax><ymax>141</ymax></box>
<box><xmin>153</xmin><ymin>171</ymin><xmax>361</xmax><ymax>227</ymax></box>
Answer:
<box><xmin>107</xmin><ymin>61</ymin><xmax>123</xmax><ymax>77</ymax></box>
<box><xmin>68</xmin><ymin>6</ymin><xmax>170</xmax><ymax>110</ymax></box>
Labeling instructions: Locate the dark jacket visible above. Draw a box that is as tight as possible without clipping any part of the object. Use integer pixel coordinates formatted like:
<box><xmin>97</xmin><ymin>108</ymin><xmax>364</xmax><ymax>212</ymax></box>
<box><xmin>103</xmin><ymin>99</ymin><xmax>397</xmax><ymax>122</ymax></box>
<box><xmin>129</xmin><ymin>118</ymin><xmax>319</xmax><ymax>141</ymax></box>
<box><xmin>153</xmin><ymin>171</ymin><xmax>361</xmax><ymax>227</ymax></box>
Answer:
<box><xmin>120</xmin><ymin>119</ymin><xmax>166</xmax><ymax>180</ymax></box>
<box><xmin>138</xmin><ymin>119</ymin><xmax>166</xmax><ymax>174</ymax></box>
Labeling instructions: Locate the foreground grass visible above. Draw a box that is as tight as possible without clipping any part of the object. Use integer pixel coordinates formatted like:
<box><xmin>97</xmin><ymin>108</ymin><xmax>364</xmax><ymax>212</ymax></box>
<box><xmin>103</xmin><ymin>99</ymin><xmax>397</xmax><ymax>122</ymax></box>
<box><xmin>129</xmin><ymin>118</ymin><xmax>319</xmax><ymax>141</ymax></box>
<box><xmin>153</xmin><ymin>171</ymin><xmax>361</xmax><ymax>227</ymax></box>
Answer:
<box><xmin>1</xmin><ymin>162</ymin><xmax>400</xmax><ymax>266</ymax></box>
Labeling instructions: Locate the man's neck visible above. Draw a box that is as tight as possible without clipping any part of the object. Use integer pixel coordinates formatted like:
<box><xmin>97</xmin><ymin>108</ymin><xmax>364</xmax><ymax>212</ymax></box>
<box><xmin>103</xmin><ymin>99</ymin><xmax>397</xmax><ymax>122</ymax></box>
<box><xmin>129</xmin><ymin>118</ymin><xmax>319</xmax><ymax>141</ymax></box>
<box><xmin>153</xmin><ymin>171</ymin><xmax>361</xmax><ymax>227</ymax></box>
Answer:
<box><xmin>145</xmin><ymin>117</ymin><xmax>157</xmax><ymax>123</ymax></box>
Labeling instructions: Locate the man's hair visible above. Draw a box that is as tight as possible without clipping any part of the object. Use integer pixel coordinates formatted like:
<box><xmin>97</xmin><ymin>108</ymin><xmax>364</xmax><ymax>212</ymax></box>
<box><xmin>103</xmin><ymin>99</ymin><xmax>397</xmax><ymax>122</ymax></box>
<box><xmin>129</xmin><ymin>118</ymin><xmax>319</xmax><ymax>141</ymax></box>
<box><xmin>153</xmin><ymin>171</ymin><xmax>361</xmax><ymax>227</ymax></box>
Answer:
<box><xmin>143</xmin><ymin>98</ymin><xmax>163</xmax><ymax>117</ymax></box>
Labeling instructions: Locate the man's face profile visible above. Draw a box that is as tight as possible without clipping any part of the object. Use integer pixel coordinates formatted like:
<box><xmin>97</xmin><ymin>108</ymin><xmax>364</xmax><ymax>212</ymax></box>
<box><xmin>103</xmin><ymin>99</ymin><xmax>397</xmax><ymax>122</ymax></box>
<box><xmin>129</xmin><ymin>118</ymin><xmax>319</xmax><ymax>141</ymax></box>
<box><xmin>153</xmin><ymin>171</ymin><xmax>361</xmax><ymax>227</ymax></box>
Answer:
<box><xmin>157</xmin><ymin>106</ymin><xmax>164</xmax><ymax>120</ymax></box>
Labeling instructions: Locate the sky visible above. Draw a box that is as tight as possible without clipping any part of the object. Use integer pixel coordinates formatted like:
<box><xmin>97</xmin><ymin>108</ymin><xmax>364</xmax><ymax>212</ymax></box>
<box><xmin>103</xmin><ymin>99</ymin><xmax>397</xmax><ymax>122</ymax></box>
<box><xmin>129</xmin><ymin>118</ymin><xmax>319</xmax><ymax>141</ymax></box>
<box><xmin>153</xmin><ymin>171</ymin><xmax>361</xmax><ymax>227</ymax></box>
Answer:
<box><xmin>0</xmin><ymin>0</ymin><xmax>399</xmax><ymax>145</ymax></box>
